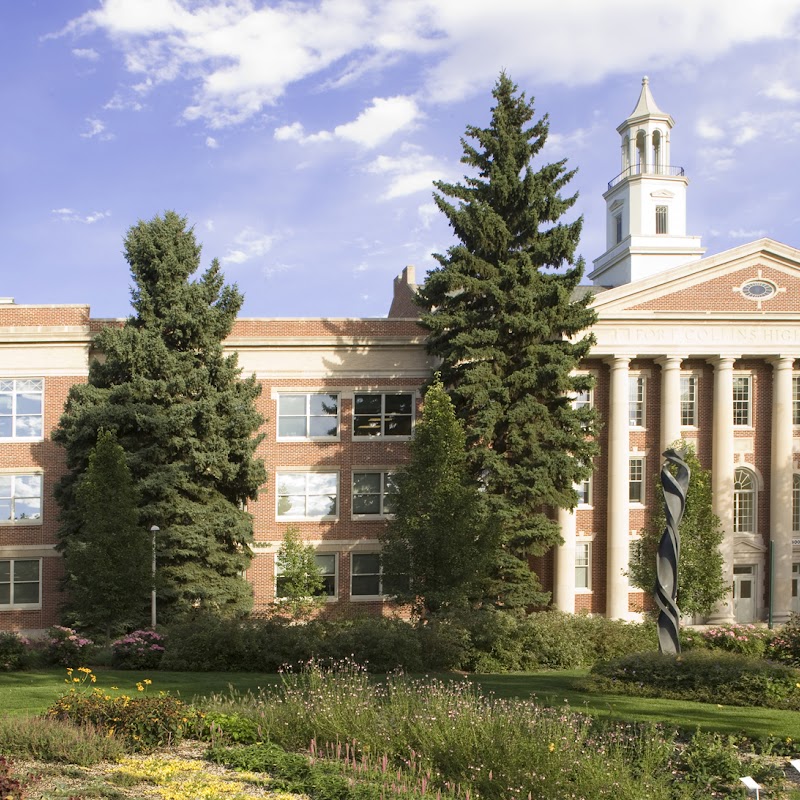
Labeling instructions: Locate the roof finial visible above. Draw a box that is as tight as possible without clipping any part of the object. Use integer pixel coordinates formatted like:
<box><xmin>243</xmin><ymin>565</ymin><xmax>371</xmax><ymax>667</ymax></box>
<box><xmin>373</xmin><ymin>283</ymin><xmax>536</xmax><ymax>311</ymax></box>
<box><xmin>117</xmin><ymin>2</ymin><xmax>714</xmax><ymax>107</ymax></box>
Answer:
<box><xmin>643</xmin><ymin>75</ymin><xmax>649</xmax><ymax>85</ymax></box>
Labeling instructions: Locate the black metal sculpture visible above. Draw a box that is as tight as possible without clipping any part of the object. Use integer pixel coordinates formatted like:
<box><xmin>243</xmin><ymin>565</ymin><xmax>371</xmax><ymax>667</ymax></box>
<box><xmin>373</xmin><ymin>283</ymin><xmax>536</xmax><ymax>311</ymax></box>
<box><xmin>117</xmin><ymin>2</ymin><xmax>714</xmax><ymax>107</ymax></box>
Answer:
<box><xmin>654</xmin><ymin>447</ymin><xmax>691</xmax><ymax>655</ymax></box>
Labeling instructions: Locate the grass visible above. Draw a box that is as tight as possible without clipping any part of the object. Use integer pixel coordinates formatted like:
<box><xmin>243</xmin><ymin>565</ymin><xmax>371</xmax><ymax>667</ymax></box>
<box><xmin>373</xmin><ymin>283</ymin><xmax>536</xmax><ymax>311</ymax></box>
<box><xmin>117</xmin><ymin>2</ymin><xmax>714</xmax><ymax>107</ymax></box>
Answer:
<box><xmin>3</xmin><ymin>667</ymin><xmax>800</xmax><ymax>741</ymax></box>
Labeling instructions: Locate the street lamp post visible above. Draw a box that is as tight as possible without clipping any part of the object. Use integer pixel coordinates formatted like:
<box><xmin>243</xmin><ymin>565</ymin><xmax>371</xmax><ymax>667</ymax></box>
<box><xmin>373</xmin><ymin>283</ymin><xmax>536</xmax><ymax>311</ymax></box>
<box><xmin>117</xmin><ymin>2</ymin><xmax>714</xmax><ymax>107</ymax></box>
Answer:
<box><xmin>150</xmin><ymin>525</ymin><xmax>160</xmax><ymax>629</ymax></box>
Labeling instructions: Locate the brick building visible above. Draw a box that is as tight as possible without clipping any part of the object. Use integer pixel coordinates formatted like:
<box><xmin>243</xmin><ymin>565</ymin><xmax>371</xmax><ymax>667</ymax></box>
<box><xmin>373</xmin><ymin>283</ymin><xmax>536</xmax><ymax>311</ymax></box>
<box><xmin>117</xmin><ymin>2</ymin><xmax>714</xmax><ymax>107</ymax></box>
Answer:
<box><xmin>2</xmin><ymin>78</ymin><xmax>800</xmax><ymax>633</ymax></box>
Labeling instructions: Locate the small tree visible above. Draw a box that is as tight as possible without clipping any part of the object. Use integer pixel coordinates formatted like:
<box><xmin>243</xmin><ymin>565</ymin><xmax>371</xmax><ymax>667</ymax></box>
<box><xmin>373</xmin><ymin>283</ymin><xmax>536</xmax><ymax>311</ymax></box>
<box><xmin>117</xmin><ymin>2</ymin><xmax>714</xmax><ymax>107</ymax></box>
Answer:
<box><xmin>63</xmin><ymin>430</ymin><xmax>150</xmax><ymax>637</ymax></box>
<box><xmin>274</xmin><ymin>527</ymin><xmax>325</xmax><ymax>620</ymax></box>
<box><xmin>628</xmin><ymin>442</ymin><xmax>727</xmax><ymax>618</ymax></box>
<box><xmin>380</xmin><ymin>378</ymin><xmax>496</xmax><ymax>618</ymax></box>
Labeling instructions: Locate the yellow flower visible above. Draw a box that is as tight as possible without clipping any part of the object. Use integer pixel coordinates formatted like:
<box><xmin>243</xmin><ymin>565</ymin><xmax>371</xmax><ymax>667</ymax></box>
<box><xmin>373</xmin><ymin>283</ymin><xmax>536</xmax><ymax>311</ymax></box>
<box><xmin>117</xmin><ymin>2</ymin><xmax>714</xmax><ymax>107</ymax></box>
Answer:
<box><xmin>143</xmin><ymin>679</ymin><xmax>152</xmax><ymax>685</ymax></box>
<box><xmin>548</xmin><ymin>743</ymin><xmax>555</xmax><ymax>752</ymax></box>
<box><xmin>136</xmin><ymin>682</ymin><xmax>144</xmax><ymax>692</ymax></box>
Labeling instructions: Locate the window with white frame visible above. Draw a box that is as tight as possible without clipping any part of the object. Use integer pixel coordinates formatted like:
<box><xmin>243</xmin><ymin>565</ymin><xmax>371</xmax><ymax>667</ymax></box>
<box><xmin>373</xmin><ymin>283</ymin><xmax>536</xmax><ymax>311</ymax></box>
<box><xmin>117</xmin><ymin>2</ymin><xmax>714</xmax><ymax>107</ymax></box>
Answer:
<box><xmin>350</xmin><ymin>553</ymin><xmax>383</xmax><ymax>597</ymax></box>
<box><xmin>794</xmin><ymin>475</ymin><xmax>800</xmax><ymax>533</ymax></box>
<box><xmin>0</xmin><ymin>379</ymin><xmax>44</xmax><ymax>440</ymax></box>
<box><xmin>575</xmin><ymin>542</ymin><xmax>590</xmax><ymax>590</ymax></box>
<box><xmin>655</xmin><ymin>205</ymin><xmax>668</xmax><ymax>234</ymax></box>
<box><xmin>680</xmin><ymin>375</ymin><xmax>697</xmax><ymax>427</ymax></box>
<box><xmin>629</xmin><ymin>457</ymin><xmax>644</xmax><ymax>503</ymax></box>
<box><xmin>0</xmin><ymin>558</ymin><xmax>41</xmax><ymax>607</ymax></box>
<box><xmin>615</xmin><ymin>214</ymin><xmax>623</xmax><ymax>245</ymax></box>
<box><xmin>733</xmin><ymin>468</ymin><xmax>757</xmax><ymax>533</ymax></box>
<box><xmin>628</xmin><ymin>377</ymin><xmax>645</xmax><ymax>427</ymax></box>
<box><xmin>575</xmin><ymin>474</ymin><xmax>592</xmax><ymax>506</ymax></box>
<box><xmin>353</xmin><ymin>393</ymin><xmax>413</xmax><ymax>438</ymax></box>
<box><xmin>276</xmin><ymin>553</ymin><xmax>337</xmax><ymax>598</ymax></box>
<box><xmin>276</xmin><ymin>472</ymin><xmax>338</xmax><ymax>519</ymax></box>
<box><xmin>0</xmin><ymin>474</ymin><xmax>42</xmax><ymax>522</ymax></box>
<box><xmin>793</xmin><ymin>375</ymin><xmax>800</xmax><ymax>426</ymax></box>
<box><xmin>352</xmin><ymin>471</ymin><xmax>399</xmax><ymax>517</ymax></box>
<box><xmin>733</xmin><ymin>375</ymin><xmax>752</xmax><ymax>426</ymax></box>
<box><xmin>572</xmin><ymin>388</ymin><xmax>593</xmax><ymax>411</ymax></box>
<box><xmin>277</xmin><ymin>393</ymin><xmax>339</xmax><ymax>439</ymax></box>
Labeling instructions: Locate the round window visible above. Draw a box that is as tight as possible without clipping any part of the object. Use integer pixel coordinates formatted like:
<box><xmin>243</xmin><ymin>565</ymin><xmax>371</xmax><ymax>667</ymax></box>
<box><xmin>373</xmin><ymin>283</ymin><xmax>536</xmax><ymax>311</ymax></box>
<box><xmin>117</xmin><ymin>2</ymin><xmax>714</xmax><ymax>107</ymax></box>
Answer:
<box><xmin>741</xmin><ymin>279</ymin><xmax>777</xmax><ymax>300</ymax></box>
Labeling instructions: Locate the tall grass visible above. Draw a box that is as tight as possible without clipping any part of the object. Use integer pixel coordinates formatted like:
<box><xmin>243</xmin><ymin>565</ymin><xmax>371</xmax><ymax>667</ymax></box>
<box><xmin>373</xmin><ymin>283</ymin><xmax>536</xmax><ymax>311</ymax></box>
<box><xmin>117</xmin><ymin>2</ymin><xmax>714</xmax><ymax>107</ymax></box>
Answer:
<box><xmin>204</xmin><ymin>660</ymin><xmax>689</xmax><ymax>800</ymax></box>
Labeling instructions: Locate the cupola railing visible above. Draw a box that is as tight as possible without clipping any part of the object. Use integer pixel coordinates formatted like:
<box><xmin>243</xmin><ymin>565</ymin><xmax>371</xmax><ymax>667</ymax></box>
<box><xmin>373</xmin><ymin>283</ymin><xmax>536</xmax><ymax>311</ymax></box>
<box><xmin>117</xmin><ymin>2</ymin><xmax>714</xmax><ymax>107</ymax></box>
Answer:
<box><xmin>608</xmin><ymin>164</ymin><xmax>685</xmax><ymax>190</ymax></box>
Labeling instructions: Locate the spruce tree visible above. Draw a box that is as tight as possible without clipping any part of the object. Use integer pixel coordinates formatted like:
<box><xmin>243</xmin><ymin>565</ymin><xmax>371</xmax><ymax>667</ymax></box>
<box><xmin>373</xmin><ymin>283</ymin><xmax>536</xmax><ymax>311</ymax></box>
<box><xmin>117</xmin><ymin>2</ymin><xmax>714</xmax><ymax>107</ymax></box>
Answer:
<box><xmin>380</xmin><ymin>378</ymin><xmax>495</xmax><ymax>617</ymax></box>
<box><xmin>628</xmin><ymin>443</ymin><xmax>727</xmax><ymax>618</ymax></box>
<box><xmin>418</xmin><ymin>74</ymin><xmax>598</xmax><ymax>608</ymax></box>
<box><xmin>55</xmin><ymin>212</ymin><xmax>266</xmax><ymax>621</ymax></box>
<box><xmin>63</xmin><ymin>429</ymin><xmax>150</xmax><ymax>637</ymax></box>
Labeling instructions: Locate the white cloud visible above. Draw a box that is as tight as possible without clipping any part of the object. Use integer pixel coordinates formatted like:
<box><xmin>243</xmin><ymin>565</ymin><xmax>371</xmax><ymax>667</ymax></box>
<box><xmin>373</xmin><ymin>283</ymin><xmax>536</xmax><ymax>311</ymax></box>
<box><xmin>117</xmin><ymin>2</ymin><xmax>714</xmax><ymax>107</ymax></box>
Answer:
<box><xmin>696</xmin><ymin>119</ymin><xmax>724</xmax><ymax>140</ymax></box>
<box><xmin>729</xmin><ymin>228</ymin><xmax>768</xmax><ymax>239</ymax></box>
<box><xmin>80</xmin><ymin>118</ymin><xmax>114</xmax><ymax>140</ymax></box>
<box><xmin>52</xmin><ymin>208</ymin><xmax>111</xmax><ymax>224</ymax></box>
<box><xmin>366</xmin><ymin>144</ymin><xmax>445</xmax><ymax>199</ymax></box>
<box><xmin>50</xmin><ymin>0</ymin><xmax>800</xmax><ymax>131</ymax></box>
<box><xmin>262</xmin><ymin>262</ymin><xmax>294</xmax><ymax>279</ymax></box>
<box><xmin>104</xmin><ymin>93</ymin><xmax>144</xmax><ymax>111</ymax></box>
<box><xmin>72</xmin><ymin>47</ymin><xmax>99</xmax><ymax>60</ymax></box>
<box><xmin>417</xmin><ymin>203</ymin><xmax>439</xmax><ymax>229</ymax></box>
<box><xmin>697</xmin><ymin>146</ymin><xmax>736</xmax><ymax>174</ymax></box>
<box><xmin>763</xmin><ymin>80</ymin><xmax>800</xmax><ymax>102</ymax></box>
<box><xmin>221</xmin><ymin>228</ymin><xmax>278</xmax><ymax>265</ymax></box>
<box><xmin>275</xmin><ymin>96</ymin><xmax>420</xmax><ymax>149</ymax></box>
<box><xmin>205</xmin><ymin>136</ymin><xmax>219</xmax><ymax>149</ymax></box>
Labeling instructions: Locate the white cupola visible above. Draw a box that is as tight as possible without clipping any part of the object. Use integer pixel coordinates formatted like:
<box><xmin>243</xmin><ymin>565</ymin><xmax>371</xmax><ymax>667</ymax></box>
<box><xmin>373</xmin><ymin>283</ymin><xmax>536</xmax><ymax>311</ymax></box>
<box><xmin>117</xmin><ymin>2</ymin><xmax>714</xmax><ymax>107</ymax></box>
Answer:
<box><xmin>589</xmin><ymin>77</ymin><xmax>705</xmax><ymax>287</ymax></box>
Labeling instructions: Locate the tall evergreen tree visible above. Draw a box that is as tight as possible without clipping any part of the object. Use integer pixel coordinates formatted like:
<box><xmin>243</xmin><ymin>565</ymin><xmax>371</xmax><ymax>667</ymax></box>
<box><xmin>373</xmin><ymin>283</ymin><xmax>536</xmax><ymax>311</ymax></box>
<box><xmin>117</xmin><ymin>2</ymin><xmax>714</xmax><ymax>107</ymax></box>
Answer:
<box><xmin>628</xmin><ymin>442</ymin><xmax>727</xmax><ymax>618</ymax></box>
<box><xmin>380</xmin><ymin>378</ymin><xmax>495</xmax><ymax>617</ymax></box>
<box><xmin>55</xmin><ymin>212</ymin><xmax>266</xmax><ymax>621</ymax></box>
<box><xmin>63</xmin><ymin>429</ymin><xmax>150</xmax><ymax>637</ymax></box>
<box><xmin>418</xmin><ymin>74</ymin><xmax>598</xmax><ymax>608</ymax></box>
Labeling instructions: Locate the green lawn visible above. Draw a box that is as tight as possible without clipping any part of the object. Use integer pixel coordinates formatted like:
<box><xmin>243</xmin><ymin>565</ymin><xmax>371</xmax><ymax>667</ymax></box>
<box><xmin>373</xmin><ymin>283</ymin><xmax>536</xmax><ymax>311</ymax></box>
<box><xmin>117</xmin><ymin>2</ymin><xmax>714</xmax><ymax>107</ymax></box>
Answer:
<box><xmin>2</xmin><ymin>667</ymin><xmax>799</xmax><ymax>741</ymax></box>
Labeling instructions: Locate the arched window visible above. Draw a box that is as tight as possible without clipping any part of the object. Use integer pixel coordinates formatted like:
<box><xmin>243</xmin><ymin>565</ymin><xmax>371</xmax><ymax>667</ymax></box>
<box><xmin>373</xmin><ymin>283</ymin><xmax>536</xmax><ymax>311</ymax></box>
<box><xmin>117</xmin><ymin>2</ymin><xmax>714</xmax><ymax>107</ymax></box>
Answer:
<box><xmin>652</xmin><ymin>130</ymin><xmax>662</xmax><ymax>174</ymax></box>
<box><xmin>636</xmin><ymin>130</ymin><xmax>646</xmax><ymax>174</ymax></box>
<box><xmin>793</xmin><ymin>474</ymin><xmax>800</xmax><ymax>532</ymax></box>
<box><xmin>734</xmin><ymin>468</ymin><xmax>757</xmax><ymax>533</ymax></box>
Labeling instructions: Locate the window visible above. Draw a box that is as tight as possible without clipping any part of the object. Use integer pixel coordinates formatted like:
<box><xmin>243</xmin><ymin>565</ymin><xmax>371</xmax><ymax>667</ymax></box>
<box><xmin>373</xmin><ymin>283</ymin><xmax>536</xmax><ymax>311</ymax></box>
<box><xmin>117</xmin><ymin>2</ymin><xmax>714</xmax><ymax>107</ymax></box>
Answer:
<box><xmin>793</xmin><ymin>375</ymin><xmax>800</xmax><ymax>425</ymax></box>
<box><xmin>680</xmin><ymin>375</ymin><xmax>697</xmax><ymax>426</ymax></box>
<box><xmin>0</xmin><ymin>379</ymin><xmax>43</xmax><ymax>440</ymax></box>
<box><xmin>575</xmin><ymin>542</ymin><xmax>590</xmax><ymax>590</ymax></box>
<box><xmin>276</xmin><ymin>553</ymin><xmax>337</xmax><ymax>598</ymax></box>
<box><xmin>794</xmin><ymin>475</ymin><xmax>800</xmax><ymax>533</ymax></box>
<box><xmin>276</xmin><ymin>472</ymin><xmax>338</xmax><ymax>519</ymax></box>
<box><xmin>0</xmin><ymin>475</ymin><xmax>42</xmax><ymax>522</ymax></box>
<box><xmin>629</xmin><ymin>458</ymin><xmax>644</xmax><ymax>504</ymax></box>
<box><xmin>352</xmin><ymin>471</ymin><xmax>398</xmax><ymax>517</ymax></box>
<box><xmin>615</xmin><ymin>213</ymin><xmax>623</xmax><ymax>245</ymax></box>
<box><xmin>628</xmin><ymin>377</ymin><xmax>645</xmax><ymax>427</ymax></box>
<box><xmin>733</xmin><ymin>468</ymin><xmax>756</xmax><ymax>533</ymax></box>
<box><xmin>351</xmin><ymin>553</ymin><xmax>383</xmax><ymax>597</ymax></box>
<box><xmin>0</xmin><ymin>559</ymin><xmax>41</xmax><ymax>607</ymax></box>
<box><xmin>575</xmin><ymin>475</ymin><xmax>592</xmax><ymax>506</ymax></box>
<box><xmin>793</xmin><ymin>563</ymin><xmax>799</xmax><ymax>606</ymax></box>
<box><xmin>655</xmin><ymin>205</ymin><xmax>668</xmax><ymax>234</ymax></box>
<box><xmin>353</xmin><ymin>393</ymin><xmax>413</xmax><ymax>438</ymax></box>
<box><xmin>277</xmin><ymin>393</ymin><xmax>339</xmax><ymax>439</ymax></box>
<box><xmin>733</xmin><ymin>375</ymin><xmax>752</xmax><ymax>426</ymax></box>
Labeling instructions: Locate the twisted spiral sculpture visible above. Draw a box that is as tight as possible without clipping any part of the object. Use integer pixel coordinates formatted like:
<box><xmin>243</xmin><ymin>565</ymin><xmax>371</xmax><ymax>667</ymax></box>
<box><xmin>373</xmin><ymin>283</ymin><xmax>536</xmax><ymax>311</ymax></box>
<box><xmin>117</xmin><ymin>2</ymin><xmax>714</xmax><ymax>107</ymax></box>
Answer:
<box><xmin>654</xmin><ymin>448</ymin><xmax>691</xmax><ymax>655</ymax></box>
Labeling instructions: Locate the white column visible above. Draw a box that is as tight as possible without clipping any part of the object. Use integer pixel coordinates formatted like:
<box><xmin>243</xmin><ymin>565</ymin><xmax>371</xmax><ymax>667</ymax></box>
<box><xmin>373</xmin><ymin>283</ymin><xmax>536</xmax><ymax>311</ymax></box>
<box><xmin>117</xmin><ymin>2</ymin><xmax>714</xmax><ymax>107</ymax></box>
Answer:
<box><xmin>606</xmin><ymin>355</ymin><xmax>632</xmax><ymax>620</ymax></box>
<box><xmin>554</xmin><ymin>507</ymin><xmax>576</xmax><ymax>614</ymax></box>
<box><xmin>656</xmin><ymin>355</ymin><xmax>684</xmax><ymax>456</ymax></box>
<box><xmin>770</xmin><ymin>356</ymin><xmax>795</xmax><ymax>623</ymax></box>
<box><xmin>708</xmin><ymin>355</ymin><xmax>737</xmax><ymax>624</ymax></box>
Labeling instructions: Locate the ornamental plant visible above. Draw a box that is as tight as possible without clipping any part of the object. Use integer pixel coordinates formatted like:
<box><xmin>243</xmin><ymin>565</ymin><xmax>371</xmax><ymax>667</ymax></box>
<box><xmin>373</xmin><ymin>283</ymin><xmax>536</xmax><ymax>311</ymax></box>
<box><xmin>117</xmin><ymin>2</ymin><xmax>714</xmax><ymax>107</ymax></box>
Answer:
<box><xmin>45</xmin><ymin>625</ymin><xmax>93</xmax><ymax>666</ymax></box>
<box><xmin>0</xmin><ymin>632</ymin><xmax>31</xmax><ymax>671</ymax></box>
<box><xmin>46</xmin><ymin>669</ymin><xmax>199</xmax><ymax>752</ymax></box>
<box><xmin>112</xmin><ymin>629</ymin><xmax>166</xmax><ymax>670</ymax></box>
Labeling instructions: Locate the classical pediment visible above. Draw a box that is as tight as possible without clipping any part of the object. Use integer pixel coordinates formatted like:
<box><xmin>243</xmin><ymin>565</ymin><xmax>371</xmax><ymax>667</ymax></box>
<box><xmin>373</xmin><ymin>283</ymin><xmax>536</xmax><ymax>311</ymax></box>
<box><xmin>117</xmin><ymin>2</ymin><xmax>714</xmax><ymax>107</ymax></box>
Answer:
<box><xmin>589</xmin><ymin>239</ymin><xmax>800</xmax><ymax>318</ymax></box>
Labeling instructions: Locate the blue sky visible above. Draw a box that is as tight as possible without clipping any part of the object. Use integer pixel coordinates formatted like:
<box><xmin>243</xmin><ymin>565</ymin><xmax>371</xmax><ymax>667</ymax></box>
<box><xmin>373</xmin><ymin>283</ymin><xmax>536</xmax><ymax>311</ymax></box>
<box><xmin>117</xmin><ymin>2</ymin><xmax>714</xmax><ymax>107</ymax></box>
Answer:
<box><xmin>3</xmin><ymin>1</ymin><xmax>800</xmax><ymax>319</ymax></box>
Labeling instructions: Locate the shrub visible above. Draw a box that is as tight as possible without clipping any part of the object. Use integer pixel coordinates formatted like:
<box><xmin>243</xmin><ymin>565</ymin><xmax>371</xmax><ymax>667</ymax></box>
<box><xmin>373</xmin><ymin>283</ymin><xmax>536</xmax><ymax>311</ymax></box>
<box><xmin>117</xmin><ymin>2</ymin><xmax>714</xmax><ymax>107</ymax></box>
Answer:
<box><xmin>0</xmin><ymin>632</ymin><xmax>31</xmax><ymax>671</ymax></box>
<box><xmin>0</xmin><ymin>714</ymin><xmax>125</xmax><ymax>765</ymax></box>
<box><xmin>696</xmin><ymin>623</ymin><xmax>774</xmax><ymax>658</ymax></box>
<box><xmin>45</xmin><ymin>669</ymin><xmax>199</xmax><ymax>752</ymax></box>
<box><xmin>111</xmin><ymin>629</ymin><xmax>166</xmax><ymax>670</ymax></box>
<box><xmin>0</xmin><ymin>756</ymin><xmax>36</xmax><ymax>800</ymax></box>
<box><xmin>320</xmin><ymin>617</ymin><xmax>424</xmax><ymax>673</ymax></box>
<box><xmin>200</xmin><ymin>712</ymin><xmax>263</xmax><ymax>745</ymax></box>
<box><xmin>160</xmin><ymin>616</ymin><xmax>262</xmax><ymax>671</ymax></box>
<box><xmin>588</xmin><ymin>649</ymin><xmax>800</xmax><ymax>709</ymax></box>
<box><xmin>768</xmin><ymin>613</ymin><xmax>800</xmax><ymax>666</ymax></box>
<box><xmin>45</xmin><ymin>626</ymin><xmax>93</xmax><ymax>666</ymax></box>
